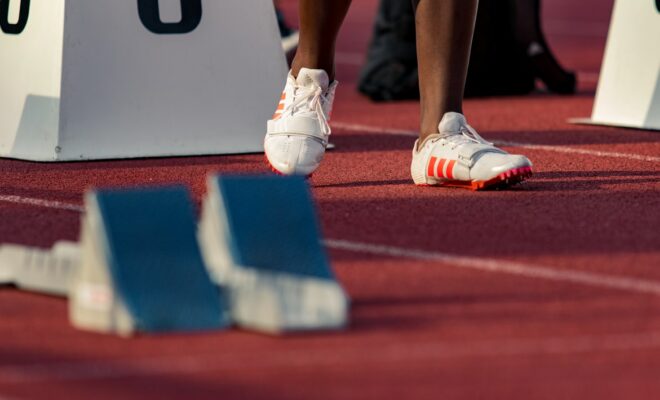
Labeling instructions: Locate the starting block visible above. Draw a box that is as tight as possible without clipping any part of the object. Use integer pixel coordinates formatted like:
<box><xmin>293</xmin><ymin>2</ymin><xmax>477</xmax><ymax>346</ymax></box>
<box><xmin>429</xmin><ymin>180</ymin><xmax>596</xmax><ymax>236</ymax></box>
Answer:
<box><xmin>0</xmin><ymin>175</ymin><xmax>348</xmax><ymax>336</ymax></box>
<box><xmin>572</xmin><ymin>0</ymin><xmax>660</xmax><ymax>130</ymax></box>
<box><xmin>0</xmin><ymin>240</ymin><xmax>79</xmax><ymax>296</ymax></box>
<box><xmin>0</xmin><ymin>0</ymin><xmax>287</xmax><ymax>160</ymax></box>
<box><xmin>199</xmin><ymin>175</ymin><xmax>349</xmax><ymax>333</ymax></box>
<box><xmin>69</xmin><ymin>186</ymin><xmax>230</xmax><ymax>336</ymax></box>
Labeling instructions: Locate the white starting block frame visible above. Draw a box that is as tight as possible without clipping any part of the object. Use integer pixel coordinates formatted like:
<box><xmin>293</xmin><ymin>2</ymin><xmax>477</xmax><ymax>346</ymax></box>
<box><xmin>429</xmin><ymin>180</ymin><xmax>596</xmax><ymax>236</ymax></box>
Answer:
<box><xmin>0</xmin><ymin>0</ymin><xmax>288</xmax><ymax>161</ymax></box>
<box><xmin>572</xmin><ymin>0</ymin><xmax>660</xmax><ymax>131</ymax></box>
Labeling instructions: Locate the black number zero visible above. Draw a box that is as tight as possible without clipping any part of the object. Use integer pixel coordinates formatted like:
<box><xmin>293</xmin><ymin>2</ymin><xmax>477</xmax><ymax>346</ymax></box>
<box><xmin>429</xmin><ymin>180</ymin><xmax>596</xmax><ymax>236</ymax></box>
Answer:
<box><xmin>138</xmin><ymin>0</ymin><xmax>202</xmax><ymax>35</ymax></box>
<box><xmin>0</xmin><ymin>0</ymin><xmax>31</xmax><ymax>35</ymax></box>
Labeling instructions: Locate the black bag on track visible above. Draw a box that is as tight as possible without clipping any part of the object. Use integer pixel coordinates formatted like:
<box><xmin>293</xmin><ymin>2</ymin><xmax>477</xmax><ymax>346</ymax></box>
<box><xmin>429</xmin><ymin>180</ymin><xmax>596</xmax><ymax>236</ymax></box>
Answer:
<box><xmin>358</xmin><ymin>0</ymin><xmax>576</xmax><ymax>101</ymax></box>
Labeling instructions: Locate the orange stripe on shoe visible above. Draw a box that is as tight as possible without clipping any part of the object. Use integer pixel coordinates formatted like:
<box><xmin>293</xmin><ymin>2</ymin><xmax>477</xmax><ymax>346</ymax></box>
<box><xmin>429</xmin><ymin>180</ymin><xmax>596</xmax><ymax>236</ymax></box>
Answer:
<box><xmin>436</xmin><ymin>158</ymin><xmax>447</xmax><ymax>178</ymax></box>
<box><xmin>276</xmin><ymin>103</ymin><xmax>285</xmax><ymax>111</ymax></box>
<box><xmin>446</xmin><ymin>160</ymin><xmax>456</xmax><ymax>179</ymax></box>
<box><xmin>280</xmin><ymin>92</ymin><xmax>286</xmax><ymax>100</ymax></box>
<box><xmin>427</xmin><ymin>157</ymin><xmax>438</xmax><ymax>178</ymax></box>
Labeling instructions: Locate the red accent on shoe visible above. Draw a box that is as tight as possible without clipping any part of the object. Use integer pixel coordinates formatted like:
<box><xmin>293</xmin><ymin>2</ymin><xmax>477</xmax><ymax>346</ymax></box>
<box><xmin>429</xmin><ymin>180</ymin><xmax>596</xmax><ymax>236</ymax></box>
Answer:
<box><xmin>445</xmin><ymin>160</ymin><xmax>456</xmax><ymax>180</ymax></box>
<box><xmin>428</xmin><ymin>156</ymin><xmax>438</xmax><ymax>178</ymax></box>
<box><xmin>436</xmin><ymin>158</ymin><xmax>447</xmax><ymax>178</ymax></box>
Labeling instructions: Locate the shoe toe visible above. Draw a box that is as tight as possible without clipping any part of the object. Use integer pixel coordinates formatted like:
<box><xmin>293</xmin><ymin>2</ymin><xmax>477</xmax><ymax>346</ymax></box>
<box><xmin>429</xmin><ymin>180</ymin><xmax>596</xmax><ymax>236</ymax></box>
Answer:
<box><xmin>471</xmin><ymin>153</ymin><xmax>533</xmax><ymax>181</ymax></box>
<box><xmin>265</xmin><ymin>135</ymin><xmax>325</xmax><ymax>176</ymax></box>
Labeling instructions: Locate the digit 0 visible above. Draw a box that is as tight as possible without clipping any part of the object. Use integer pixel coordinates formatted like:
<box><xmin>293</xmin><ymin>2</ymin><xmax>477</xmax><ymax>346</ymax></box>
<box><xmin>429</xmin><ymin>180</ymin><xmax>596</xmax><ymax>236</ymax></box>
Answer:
<box><xmin>138</xmin><ymin>0</ymin><xmax>202</xmax><ymax>35</ymax></box>
<box><xmin>0</xmin><ymin>0</ymin><xmax>30</xmax><ymax>35</ymax></box>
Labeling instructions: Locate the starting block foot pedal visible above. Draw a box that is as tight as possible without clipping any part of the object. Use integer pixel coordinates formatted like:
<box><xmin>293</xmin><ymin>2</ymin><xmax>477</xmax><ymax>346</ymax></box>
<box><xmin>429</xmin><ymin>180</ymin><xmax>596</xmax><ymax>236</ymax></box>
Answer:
<box><xmin>199</xmin><ymin>175</ymin><xmax>349</xmax><ymax>333</ymax></box>
<box><xmin>0</xmin><ymin>241</ymin><xmax>80</xmax><ymax>296</ymax></box>
<box><xmin>69</xmin><ymin>186</ymin><xmax>230</xmax><ymax>336</ymax></box>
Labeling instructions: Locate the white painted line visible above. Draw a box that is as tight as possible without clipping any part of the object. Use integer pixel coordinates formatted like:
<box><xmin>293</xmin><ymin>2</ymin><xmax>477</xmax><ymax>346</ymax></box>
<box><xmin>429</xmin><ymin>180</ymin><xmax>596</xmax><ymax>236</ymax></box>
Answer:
<box><xmin>325</xmin><ymin>239</ymin><xmax>660</xmax><ymax>296</ymax></box>
<box><xmin>2</xmin><ymin>331</ymin><xmax>660</xmax><ymax>384</ymax></box>
<box><xmin>1</xmin><ymin>192</ymin><xmax>659</xmax><ymax>297</ymax></box>
<box><xmin>496</xmin><ymin>140</ymin><xmax>660</xmax><ymax>163</ymax></box>
<box><xmin>331</xmin><ymin>121</ymin><xmax>660</xmax><ymax>163</ymax></box>
<box><xmin>0</xmin><ymin>195</ymin><xmax>84</xmax><ymax>212</ymax></box>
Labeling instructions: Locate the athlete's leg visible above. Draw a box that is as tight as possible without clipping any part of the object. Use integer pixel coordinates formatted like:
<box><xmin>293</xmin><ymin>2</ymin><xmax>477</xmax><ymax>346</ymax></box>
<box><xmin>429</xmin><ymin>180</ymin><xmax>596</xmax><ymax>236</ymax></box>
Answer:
<box><xmin>291</xmin><ymin>0</ymin><xmax>353</xmax><ymax>80</ymax></box>
<box><xmin>409</xmin><ymin>0</ymin><xmax>533</xmax><ymax>190</ymax></box>
<box><xmin>413</xmin><ymin>0</ymin><xmax>478</xmax><ymax>140</ymax></box>
<box><xmin>265</xmin><ymin>1</ymin><xmax>351</xmax><ymax>176</ymax></box>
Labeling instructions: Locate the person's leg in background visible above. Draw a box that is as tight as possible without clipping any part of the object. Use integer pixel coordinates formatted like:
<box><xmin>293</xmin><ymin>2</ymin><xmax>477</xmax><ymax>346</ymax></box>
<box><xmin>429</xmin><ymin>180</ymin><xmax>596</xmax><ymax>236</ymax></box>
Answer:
<box><xmin>265</xmin><ymin>0</ymin><xmax>352</xmax><ymax>176</ymax></box>
<box><xmin>410</xmin><ymin>0</ymin><xmax>533</xmax><ymax>189</ymax></box>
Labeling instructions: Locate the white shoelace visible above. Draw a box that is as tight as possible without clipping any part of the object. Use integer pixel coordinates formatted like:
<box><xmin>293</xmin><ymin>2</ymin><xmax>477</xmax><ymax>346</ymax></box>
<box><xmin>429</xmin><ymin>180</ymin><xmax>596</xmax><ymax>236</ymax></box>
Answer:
<box><xmin>287</xmin><ymin>83</ymin><xmax>333</xmax><ymax>138</ymax></box>
<box><xmin>441</xmin><ymin>123</ymin><xmax>493</xmax><ymax>149</ymax></box>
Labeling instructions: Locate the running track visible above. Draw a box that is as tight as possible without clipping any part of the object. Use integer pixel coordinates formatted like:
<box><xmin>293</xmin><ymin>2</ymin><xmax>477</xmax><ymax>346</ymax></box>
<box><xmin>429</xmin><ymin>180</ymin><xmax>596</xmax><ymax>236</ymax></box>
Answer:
<box><xmin>1</xmin><ymin>0</ymin><xmax>660</xmax><ymax>399</ymax></box>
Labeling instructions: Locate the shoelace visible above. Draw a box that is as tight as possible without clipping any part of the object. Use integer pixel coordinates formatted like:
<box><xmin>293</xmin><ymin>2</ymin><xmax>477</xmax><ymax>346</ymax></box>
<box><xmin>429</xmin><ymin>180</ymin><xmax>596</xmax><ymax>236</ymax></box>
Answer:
<box><xmin>440</xmin><ymin>123</ymin><xmax>493</xmax><ymax>149</ymax></box>
<box><xmin>287</xmin><ymin>83</ymin><xmax>332</xmax><ymax>138</ymax></box>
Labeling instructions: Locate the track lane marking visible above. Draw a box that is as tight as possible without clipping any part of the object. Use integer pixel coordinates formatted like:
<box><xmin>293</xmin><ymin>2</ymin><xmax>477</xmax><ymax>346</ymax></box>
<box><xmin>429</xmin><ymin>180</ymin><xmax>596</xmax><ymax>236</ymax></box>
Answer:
<box><xmin>325</xmin><ymin>239</ymin><xmax>660</xmax><ymax>296</ymax></box>
<box><xmin>2</xmin><ymin>331</ymin><xmax>660</xmax><ymax>384</ymax></box>
<box><xmin>331</xmin><ymin>121</ymin><xmax>660</xmax><ymax>163</ymax></box>
<box><xmin>0</xmin><ymin>195</ymin><xmax>84</xmax><ymax>212</ymax></box>
<box><xmin>1</xmin><ymin>196</ymin><xmax>660</xmax><ymax>296</ymax></box>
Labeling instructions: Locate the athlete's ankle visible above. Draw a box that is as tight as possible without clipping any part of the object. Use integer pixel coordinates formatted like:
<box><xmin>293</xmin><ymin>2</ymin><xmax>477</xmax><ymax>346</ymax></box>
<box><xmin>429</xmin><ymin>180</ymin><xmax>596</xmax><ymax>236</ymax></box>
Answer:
<box><xmin>291</xmin><ymin>56</ymin><xmax>335</xmax><ymax>81</ymax></box>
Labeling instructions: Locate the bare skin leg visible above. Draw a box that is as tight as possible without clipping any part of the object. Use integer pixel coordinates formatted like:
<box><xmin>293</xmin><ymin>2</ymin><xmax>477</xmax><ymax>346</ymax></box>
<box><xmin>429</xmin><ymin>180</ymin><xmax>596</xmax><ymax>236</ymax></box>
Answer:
<box><xmin>290</xmin><ymin>0</ymin><xmax>353</xmax><ymax>81</ymax></box>
<box><xmin>292</xmin><ymin>0</ymin><xmax>477</xmax><ymax>139</ymax></box>
<box><xmin>413</xmin><ymin>0</ymin><xmax>479</xmax><ymax>141</ymax></box>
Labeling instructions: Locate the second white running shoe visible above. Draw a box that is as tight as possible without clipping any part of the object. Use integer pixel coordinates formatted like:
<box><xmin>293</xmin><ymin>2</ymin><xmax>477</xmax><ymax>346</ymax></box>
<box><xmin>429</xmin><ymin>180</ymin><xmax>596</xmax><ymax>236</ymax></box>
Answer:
<box><xmin>265</xmin><ymin>68</ymin><xmax>337</xmax><ymax>176</ymax></box>
<box><xmin>411</xmin><ymin>112</ymin><xmax>533</xmax><ymax>190</ymax></box>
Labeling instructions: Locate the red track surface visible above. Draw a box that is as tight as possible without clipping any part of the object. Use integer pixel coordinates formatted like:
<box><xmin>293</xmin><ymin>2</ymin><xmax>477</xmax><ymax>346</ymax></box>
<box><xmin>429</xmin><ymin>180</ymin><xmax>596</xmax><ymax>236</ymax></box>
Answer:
<box><xmin>2</xmin><ymin>0</ymin><xmax>660</xmax><ymax>399</ymax></box>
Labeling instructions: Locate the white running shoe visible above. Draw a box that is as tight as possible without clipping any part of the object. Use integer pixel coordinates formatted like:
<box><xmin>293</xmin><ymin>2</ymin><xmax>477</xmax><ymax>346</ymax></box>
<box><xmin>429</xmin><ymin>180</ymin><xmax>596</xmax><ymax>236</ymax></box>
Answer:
<box><xmin>411</xmin><ymin>112</ymin><xmax>533</xmax><ymax>190</ymax></box>
<box><xmin>265</xmin><ymin>68</ymin><xmax>338</xmax><ymax>176</ymax></box>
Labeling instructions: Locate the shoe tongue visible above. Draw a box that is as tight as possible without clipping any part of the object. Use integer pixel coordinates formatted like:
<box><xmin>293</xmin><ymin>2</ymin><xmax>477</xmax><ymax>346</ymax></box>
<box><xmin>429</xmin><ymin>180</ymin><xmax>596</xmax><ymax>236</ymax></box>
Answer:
<box><xmin>296</xmin><ymin>68</ymin><xmax>330</xmax><ymax>90</ymax></box>
<box><xmin>438</xmin><ymin>112</ymin><xmax>468</xmax><ymax>135</ymax></box>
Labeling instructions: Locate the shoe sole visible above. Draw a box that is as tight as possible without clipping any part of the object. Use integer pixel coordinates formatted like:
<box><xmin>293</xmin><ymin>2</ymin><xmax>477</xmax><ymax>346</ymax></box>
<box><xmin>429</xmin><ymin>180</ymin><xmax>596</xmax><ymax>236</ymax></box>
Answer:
<box><xmin>417</xmin><ymin>166</ymin><xmax>533</xmax><ymax>191</ymax></box>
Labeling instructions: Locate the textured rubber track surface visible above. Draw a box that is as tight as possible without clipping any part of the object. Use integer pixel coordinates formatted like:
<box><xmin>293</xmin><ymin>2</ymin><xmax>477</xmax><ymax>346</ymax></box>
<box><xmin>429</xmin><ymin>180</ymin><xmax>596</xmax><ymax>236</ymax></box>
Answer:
<box><xmin>1</xmin><ymin>1</ymin><xmax>660</xmax><ymax>399</ymax></box>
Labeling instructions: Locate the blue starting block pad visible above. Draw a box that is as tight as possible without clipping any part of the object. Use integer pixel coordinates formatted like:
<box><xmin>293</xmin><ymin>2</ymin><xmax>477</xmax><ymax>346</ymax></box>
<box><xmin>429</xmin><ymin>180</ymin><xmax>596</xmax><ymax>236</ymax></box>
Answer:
<box><xmin>69</xmin><ymin>186</ymin><xmax>230</xmax><ymax>336</ymax></box>
<box><xmin>199</xmin><ymin>175</ymin><xmax>348</xmax><ymax>333</ymax></box>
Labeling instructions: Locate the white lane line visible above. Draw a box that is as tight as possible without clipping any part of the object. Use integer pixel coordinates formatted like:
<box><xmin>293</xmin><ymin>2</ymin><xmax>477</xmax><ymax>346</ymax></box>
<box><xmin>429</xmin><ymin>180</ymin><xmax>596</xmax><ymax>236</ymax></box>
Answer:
<box><xmin>496</xmin><ymin>140</ymin><xmax>660</xmax><ymax>163</ymax></box>
<box><xmin>331</xmin><ymin>121</ymin><xmax>660</xmax><ymax>163</ymax></box>
<box><xmin>0</xmin><ymin>195</ymin><xmax>84</xmax><ymax>212</ymax></box>
<box><xmin>2</xmin><ymin>331</ymin><xmax>660</xmax><ymax>384</ymax></box>
<box><xmin>1</xmin><ymin>194</ymin><xmax>659</xmax><ymax>297</ymax></box>
<box><xmin>325</xmin><ymin>239</ymin><xmax>660</xmax><ymax>297</ymax></box>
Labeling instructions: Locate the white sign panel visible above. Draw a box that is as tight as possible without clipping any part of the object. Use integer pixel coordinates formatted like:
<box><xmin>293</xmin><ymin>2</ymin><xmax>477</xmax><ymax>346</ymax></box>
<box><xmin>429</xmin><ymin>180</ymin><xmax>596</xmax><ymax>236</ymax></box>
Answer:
<box><xmin>574</xmin><ymin>0</ymin><xmax>660</xmax><ymax>131</ymax></box>
<box><xmin>0</xmin><ymin>0</ymin><xmax>288</xmax><ymax>161</ymax></box>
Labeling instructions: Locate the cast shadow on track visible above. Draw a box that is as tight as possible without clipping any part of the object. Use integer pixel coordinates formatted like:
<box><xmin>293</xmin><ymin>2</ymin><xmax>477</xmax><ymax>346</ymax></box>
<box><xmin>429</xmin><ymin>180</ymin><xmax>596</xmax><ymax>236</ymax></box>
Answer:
<box><xmin>0</xmin><ymin>155</ymin><xmax>259</xmax><ymax>173</ymax></box>
<box><xmin>0</xmin><ymin>348</ymin><xmax>273</xmax><ymax>400</ymax></box>
<box><xmin>337</xmin><ymin>123</ymin><xmax>654</xmax><ymax>151</ymax></box>
<box><xmin>315</xmin><ymin>179</ymin><xmax>411</xmax><ymax>189</ymax></box>
<box><xmin>319</xmin><ymin>184</ymin><xmax>659</xmax><ymax>259</ymax></box>
<box><xmin>330</xmin><ymin>134</ymin><xmax>414</xmax><ymax>153</ymax></box>
<box><xmin>529</xmin><ymin>170</ymin><xmax>660</xmax><ymax>191</ymax></box>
